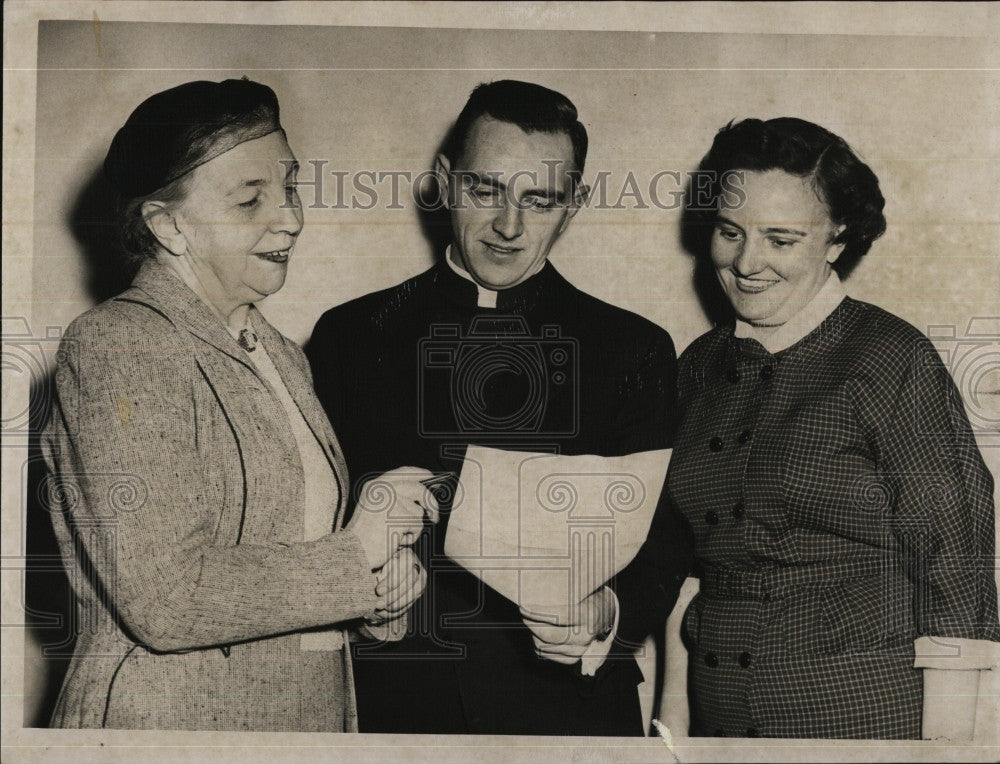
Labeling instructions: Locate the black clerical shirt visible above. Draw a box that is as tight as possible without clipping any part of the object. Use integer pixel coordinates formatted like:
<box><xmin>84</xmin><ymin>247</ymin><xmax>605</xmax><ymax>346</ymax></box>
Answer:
<box><xmin>307</xmin><ymin>259</ymin><xmax>692</xmax><ymax>735</ymax></box>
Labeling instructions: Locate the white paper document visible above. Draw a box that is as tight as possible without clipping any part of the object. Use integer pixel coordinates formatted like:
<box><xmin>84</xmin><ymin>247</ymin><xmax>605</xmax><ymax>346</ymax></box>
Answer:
<box><xmin>445</xmin><ymin>446</ymin><xmax>671</xmax><ymax>618</ymax></box>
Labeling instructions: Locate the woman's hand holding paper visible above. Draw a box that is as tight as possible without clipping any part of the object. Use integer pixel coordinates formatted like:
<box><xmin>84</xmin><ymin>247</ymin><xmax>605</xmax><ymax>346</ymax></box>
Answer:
<box><xmin>370</xmin><ymin>547</ymin><xmax>427</xmax><ymax>623</ymax></box>
<box><xmin>348</xmin><ymin>466</ymin><xmax>440</xmax><ymax>570</ymax></box>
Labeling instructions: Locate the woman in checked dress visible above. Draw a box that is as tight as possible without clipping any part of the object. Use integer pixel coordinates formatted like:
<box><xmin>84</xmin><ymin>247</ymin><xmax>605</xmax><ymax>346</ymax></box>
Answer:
<box><xmin>668</xmin><ymin>117</ymin><xmax>999</xmax><ymax>739</ymax></box>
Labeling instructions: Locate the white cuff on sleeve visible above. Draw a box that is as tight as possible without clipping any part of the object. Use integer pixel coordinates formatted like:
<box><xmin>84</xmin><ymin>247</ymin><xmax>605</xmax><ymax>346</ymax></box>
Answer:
<box><xmin>301</xmin><ymin>629</ymin><xmax>345</xmax><ymax>651</ymax></box>
<box><xmin>913</xmin><ymin>636</ymin><xmax>1000</xmax><ymax>670</ymax></box>
<box><xmin>581</xmin><ymin>587</ymin><xmax>620</xmax><ymax>677</ymax></box>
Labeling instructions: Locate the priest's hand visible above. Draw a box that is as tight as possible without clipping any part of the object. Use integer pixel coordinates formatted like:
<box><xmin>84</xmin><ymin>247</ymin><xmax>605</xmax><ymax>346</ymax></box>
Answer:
<box><xmin>520</xmin><ymin>587</ymin><xmax>617</xmax><ymax>665</ymax></box>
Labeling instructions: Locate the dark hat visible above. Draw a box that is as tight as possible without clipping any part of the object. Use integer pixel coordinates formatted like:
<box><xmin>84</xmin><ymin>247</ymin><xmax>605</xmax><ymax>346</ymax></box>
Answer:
<box><xmin>104</xmin><ymin>78</ymin><xmax>282</xmax><ymax>198</ymax></box>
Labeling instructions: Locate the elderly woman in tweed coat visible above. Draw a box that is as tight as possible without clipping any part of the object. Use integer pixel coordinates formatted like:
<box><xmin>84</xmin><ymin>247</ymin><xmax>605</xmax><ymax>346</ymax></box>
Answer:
<box><xmin>668</xmin><ymin>117</ymin><xmax>999</xmax><ymax>740</ymax></box>
<box><xmin>42</xmin><ymin>78</ymin><xmax>437</xmax><ymax>731</ymax></box>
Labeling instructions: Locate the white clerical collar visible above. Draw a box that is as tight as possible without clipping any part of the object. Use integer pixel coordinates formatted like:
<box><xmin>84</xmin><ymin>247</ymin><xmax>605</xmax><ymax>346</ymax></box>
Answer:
<box><xmin>734</xmin><ymin>272</ymin><xmax>847</xmax><ymax>353</ymax></box>
<box><xmin>445</xmin><ymin>246</ymin><xmax>498</xmax><ymax>308</ymax></box>
<box><xmin>445</xmin><ymin>246</ymin><xmax>549</xmax><ymax>309</ymax></box>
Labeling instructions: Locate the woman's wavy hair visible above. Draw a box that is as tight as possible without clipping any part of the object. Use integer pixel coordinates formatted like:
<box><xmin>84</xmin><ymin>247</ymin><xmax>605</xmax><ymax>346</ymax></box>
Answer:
<box><xmin>689</xmin><ymin>117</ymin><xmax>886</xmax><ymax>277</ymax></box>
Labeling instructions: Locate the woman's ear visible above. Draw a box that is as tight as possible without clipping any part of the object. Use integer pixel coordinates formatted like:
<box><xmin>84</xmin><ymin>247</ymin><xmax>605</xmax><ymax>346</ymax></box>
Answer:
<box><xmin>141</xmin><ymin>201</ymin><xmax>186</xmax><ymax>256</ymax></box>
<box><xmin>826</xmin><ymin>224</ymin><xmax>847</xmax><ymax>264</ymax></box>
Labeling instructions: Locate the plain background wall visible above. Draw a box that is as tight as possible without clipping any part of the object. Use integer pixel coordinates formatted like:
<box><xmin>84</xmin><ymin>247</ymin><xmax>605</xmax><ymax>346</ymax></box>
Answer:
<box><xmin>33</xmin><ymin>23</ymin><xmax>998</xmax><ymax>354</ymax></box>
<box><xmin>23</xmin><ymin>19</ymin><xmax>999</xmax><ymax>739</ymax></box>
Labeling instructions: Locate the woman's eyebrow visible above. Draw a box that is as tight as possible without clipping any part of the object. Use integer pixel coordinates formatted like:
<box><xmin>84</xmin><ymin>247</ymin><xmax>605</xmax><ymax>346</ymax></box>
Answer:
<box><xmin>715</xmin><ymin>216</ymin><xmax>808</xmax><ymax>237</ymax></box>
<box><xmin>224</xmin><ymin>178</ymin><xmax>267</xmax><ymax>197</ymax></box>
<box><xmin>223</xmin><ymin>161</ymin><xmax>298</xmax><ymax>195</ymax></box>
<box><xmin>762</xmin><ymin>226</ymin><xmax>808</xmax><ymax>236</ymax></box>
<box><xmin>714</xmin><ymin>214</ymin><xmax>744</xmax><ymax>232</ymax></box>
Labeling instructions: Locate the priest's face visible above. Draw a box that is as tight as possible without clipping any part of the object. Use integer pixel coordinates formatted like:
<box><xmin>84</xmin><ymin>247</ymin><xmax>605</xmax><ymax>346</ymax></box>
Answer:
<box><xmin>437</xmin><ymin>117</ymin><xmax>583</xmax><ymax>290</ymax></box>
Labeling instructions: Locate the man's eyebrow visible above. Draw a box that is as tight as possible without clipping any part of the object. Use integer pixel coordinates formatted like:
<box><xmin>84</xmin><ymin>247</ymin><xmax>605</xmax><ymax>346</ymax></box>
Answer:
<box><xmin>524</xmin><ymin>187</ymin><xmax>567</xmax><ymax>203</ymax></box>
<box><xmin>459</xmin><ymin>171</ymin><xmax>506</xmax><ymax>190</ymax></box>
<box><xmin>460</xmin><ymin>171</ymin><xmax>567</xmax><ymax>202</ymax></box>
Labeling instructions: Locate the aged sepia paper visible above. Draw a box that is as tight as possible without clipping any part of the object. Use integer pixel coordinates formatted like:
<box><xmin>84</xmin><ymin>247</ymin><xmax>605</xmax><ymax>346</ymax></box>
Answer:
<box><xmin>3</xmin><ymin>1</ymin><xmax>998</xmax><ymax>761</ymax></box>
<box><xmin>446</xmin><ymin>447</ymin><xmax>668</xmax><ymax>609</ymax></box>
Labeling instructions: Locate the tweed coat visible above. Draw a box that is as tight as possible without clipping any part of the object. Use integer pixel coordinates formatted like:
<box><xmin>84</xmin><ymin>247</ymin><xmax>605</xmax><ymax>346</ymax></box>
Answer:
<box><xmin>308</xmin><ymin>260</ymin><xmax>694</xmax><ymax>735</ymax></box>
<box><xmin>42</xmin><ymin>259</ymin><xmax>376</xmax><ymax>731</ymax></box>
<box><xmin>667</xmin><ymin>297</ymin><xmax>1000</xmax><ymax>739</ymax></box>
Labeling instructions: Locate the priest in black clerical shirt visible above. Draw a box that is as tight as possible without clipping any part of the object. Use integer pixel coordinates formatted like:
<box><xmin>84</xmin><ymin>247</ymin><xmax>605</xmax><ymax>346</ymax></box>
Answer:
<box><xmin>307</xmin><ymin>80</ymin><xmax>693</xmax><ymax>736</ymax></box>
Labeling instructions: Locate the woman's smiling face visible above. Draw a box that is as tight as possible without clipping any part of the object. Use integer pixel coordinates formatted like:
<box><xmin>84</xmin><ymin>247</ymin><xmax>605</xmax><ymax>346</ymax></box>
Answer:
<box><xmin>711</xmin><ymin>169</ymin><xmax>845</xmax><ymax>327</ymax></box>
<box><xmin>169</xmin><ymin>131</ymin><xmax>303</xmax><ymax>315</ymax></box>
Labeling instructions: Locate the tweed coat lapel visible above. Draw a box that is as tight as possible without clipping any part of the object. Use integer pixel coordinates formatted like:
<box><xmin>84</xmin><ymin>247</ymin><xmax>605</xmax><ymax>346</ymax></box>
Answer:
<box><xmin>119</xmin><ymin>259</ymin><xmax>329</xmax><ymax>542</ymax></box>
<box><xmin>127</xmin><ymin>259</ymin><xmax>257</xmax><ymax>371</ymax></box>
<box><xmin>126</xmin><ymin>259</ymin><xmax>350</xmax><ymax>532</ymax></box>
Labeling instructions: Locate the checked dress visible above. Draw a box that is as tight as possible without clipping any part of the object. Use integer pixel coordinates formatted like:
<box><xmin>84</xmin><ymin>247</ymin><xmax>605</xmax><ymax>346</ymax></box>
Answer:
<box><xmin>666</xmin><ymin>295</ymin><xmax>1000</xmax><ymax>739</ymax></box>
